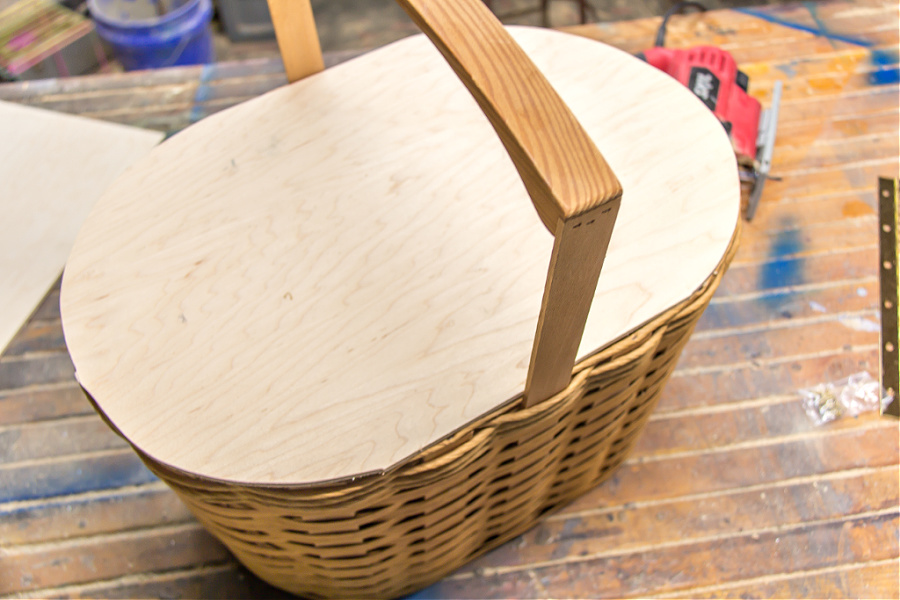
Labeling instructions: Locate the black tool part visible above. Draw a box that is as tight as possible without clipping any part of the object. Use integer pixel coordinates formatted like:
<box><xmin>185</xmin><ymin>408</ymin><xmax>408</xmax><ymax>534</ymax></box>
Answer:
<box><xmin>654</xmin><ymin>1</ymin><xmax>708</xmax><ymax>47</ymax></box>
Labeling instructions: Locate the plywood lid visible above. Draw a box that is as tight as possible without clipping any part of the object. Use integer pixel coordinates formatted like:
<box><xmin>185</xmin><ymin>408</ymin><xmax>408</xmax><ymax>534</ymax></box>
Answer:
<box><xmin>61</xmin><ymin>28</ymin><xmax>739</xmax><ymax>485</ymax></box>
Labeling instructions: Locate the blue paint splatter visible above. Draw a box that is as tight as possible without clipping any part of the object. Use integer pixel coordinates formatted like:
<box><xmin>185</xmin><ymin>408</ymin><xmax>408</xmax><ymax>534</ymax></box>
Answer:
<box><xmin>0</xmin><ymin>453</ymin><xmax>158</xmax><ymax>503</ymax></box>
<box><xmin>869</xmin><ymin>48</ymin><xmax>900</xmax><ymax>85</ymax></box>
<box><xmin>404</xmin><ymin>583</ymin><xmax>444</xmax><ymax>600</ymax></box>
<box><xmin>775</xmin><ymin>61</ymin><xmax>799</xmax><ymax>79</ymax></box>
<box><xmin>736</xmin><ymin>6</ymin><xmax>900</xmax><ymax>87</ymax></box>
<box><xmin>735</xmin><ymin>7</ymin><xmax>873</xmax><ymax>47</ymax></box>
<box><xmin>759</xmin><ymin>228</ymin><xmax>804</xmax><ymax>301</ymax></box>
<box><xmin>0</xmin><ymin>485</ymin><xmax>161</xmax><ymax>523</ymax></box>
<box><xmin>189</xmin><ymin>63</ymin><xmax>215</xmax><ymax>124</ymax></box>
<box><xmin>803</xmin><ymin>1</ymin><xmax>839</xmax><ymax>49</ymax></box>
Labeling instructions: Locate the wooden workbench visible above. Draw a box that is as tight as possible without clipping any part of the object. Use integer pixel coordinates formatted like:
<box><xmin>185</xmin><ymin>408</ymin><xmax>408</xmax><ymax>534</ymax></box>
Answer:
<box><xmin>1</xmin><ymin>1</ymin><xmax>898</xmax><ymax>597</ymax></box>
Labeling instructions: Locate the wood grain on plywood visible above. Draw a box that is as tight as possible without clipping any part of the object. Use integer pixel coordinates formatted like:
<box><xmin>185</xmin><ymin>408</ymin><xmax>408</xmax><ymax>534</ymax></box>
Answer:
<box><xmin>61</xmin><ymin>28</ymin><xmax>738</xmax><ymax>485</ymax></box>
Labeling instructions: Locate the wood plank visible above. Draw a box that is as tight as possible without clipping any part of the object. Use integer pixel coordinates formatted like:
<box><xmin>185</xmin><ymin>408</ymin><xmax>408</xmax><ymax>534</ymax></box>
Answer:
<box><xmin>724</xmin><ymin>37</ymin><xmax>899</xmax><ymax>66</ymax></box>
<box><xmin>81</xmin><ymin>99</ymin><xmax>254</xmax><ymax>132</ymax></box>
<box><xmin>751</xmin><ymin>190</ymin><xmax>880</xmax><ymax>231</ymax></box>
<box><xmin>3</xmin><ymin>321</ymin><xmax>67</xmax><ymax>357</ymax></box>
<box><xmin>0</xmin><ymin>353</ymin><xmax>75</xmax><ymax>391</ymax></box>
<box><xmin>677</xmin><ymin>316</ymin><xmax>879</xmax><ymax>370</ymax></box>
<box><xmin>635</xmin><ymin>397</ymin><xmax>886</xmax><ymax>458</ymax></box>
<box><xmin>23</xmin><ymin>564</ymin><xmax>293</xmax><ymax>600</ymax></box>
<box><xmin>0</xmin><ymin>450</ymin><xmax>157</xmax><ymax>504</ymax></box>
<box><xmin>748</xmin><ymin>157</ymin><xmax>898</xmax><ymax>221</ymax></box>
<box><xmin>0</xmin><ymin>523</ymin><xmax>230</xmax><ymax>595</ymax></box>
<box><xmin>719</xmin><ymin>246</ymin><xmax>878</xmax><ymax>295</ymax></box>
<box><xmin>0</xmin><ymin>384</ymin><xmax>93</xmax><ymax>426</ymax></box>
<box><xmin>732</xmin><ymin>217</ymin><xmax>878</xmax><ymax>263</ymax></box>
<box><xmin>0</xmin><ymin>60</ymin><xmax>283</xmax><ymax>107</ymax></box>
<box><xmin>696</xmin><ymin>278</ymin><xmax>878</xmax><ymax>332</ymax></box>
<box><xmin>460</xmin><ymin>467</ymin><xmax>898</xmax><ymax>572</ymax></box>
<box><xmin>0</xmin><ymin>52</ymin><xmax>341</xmax><ymax>106</ymax></box>
<box><xmin>0</xmin><ymin>63</ymin><xmax>226</xmax><ymax>97</ymax></box>
<box><xmin>563</xmin><ymin>424</ymin><xmax>898</xmax><ymax>509</ymax></box>
<box><xmin>0</xmin><ymin>483</ymin><xmax>192</xmax><ymax>545</ymax></box>
<box><xmin>0</xmin><ymin>15</ymin><xmax>888</xmax><ymax>134</ymax></box>
<box><xmin>775</xmin><ymin>130</ymin><xmax>893</xmax><ymax>170</ymax></box>
<box><xmin>427</xmin><ymin>512</ymin><xmax>899</xmax><ymax>598</ymax></box>
<box><xmin>564</xmin><ymin>4</ymin><xmax>899</xmax><ymax>57</ymax></box>
<box><xmin>13</xmin><ymin>61</ymin><xmax>899</xmax><ymax>135</ymax></box>
<box><xmin>561</xmin><ymin>1</ymin><xmax>899</xmax><ymax>48</ymax></box>
<box><xmin>760</xmin><ymin>159</ymin><xmax>899</xmax><ymax>208</ymax></box>
<box><xmin>9</xmin><ymin>47</ymin><xmax>893</xmax><ymax>136</ymax></box>
<box><xmin>662</xmin><ymin>560</ymin><xmax>900</xmax><ymax>599</ymax></box>
<box><xmin>0</xmin><ymin>28</ymin><xmax>888</xmax><ymax>138</ymax></box>
<box><xmin>777</xmin><ymin>85</ymin><xmax>899</xmax><ymax>125</ymax></box>
<box><xmin>742</xmin><ymin>45</ymin><xmax>899</xmax><ymax>85</ymax></box>
<box><xmin>661</xmin><ymin>347</ymin><xmax>880</xmax><ymax>412</ymax></box>
<box><xmin>0</xmin><ymin>55</ymin><xmax>358</xmax><ymax>135</ymax></box>
<box><xmin>771</xmin><ymin>129</ymin><xmax>897</xmax><ymax>173</ymax></box>
<box><xmin>0</xmin><ymin>416</ymin><xmax>127</xmax><ymax>464</ymax></box>
<box><xmin>19</xmin><ymin>75</ymin><xmax>283</xmax><ymax>122</ymax></box>
<box><xmin>773</xmin><ymin>110</ymin><xmax>898</xmax><ymax>148</ymax></box>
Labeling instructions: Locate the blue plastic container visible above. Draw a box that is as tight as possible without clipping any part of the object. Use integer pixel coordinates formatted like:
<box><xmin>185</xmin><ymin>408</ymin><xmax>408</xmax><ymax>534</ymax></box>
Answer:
<box><xmin>88</xmin><ymin>0</ymin><xmax>214</xmax><ymax>70</ymax></box>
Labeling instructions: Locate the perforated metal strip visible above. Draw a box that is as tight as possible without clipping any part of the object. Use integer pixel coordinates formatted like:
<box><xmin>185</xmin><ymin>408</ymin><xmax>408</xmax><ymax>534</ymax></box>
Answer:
<box><xmin>878</xmin><ymin>177</ymin><xmax>899</xmax><ymax>417</ymax></box>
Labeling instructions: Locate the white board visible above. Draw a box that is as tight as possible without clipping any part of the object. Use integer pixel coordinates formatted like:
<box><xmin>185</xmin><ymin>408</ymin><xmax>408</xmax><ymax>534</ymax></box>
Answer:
<box><xmin>0</xmin><ymin>101</ymin><xmax>163</xmax><ymax>353</ymax></box>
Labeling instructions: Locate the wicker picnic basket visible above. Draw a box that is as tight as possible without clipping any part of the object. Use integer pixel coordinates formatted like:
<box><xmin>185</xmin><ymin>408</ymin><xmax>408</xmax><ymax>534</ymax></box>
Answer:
<box><xmin>61</xmin><ymin>0</ymin><xmax>741</xmax><ymax>597</ymax></box>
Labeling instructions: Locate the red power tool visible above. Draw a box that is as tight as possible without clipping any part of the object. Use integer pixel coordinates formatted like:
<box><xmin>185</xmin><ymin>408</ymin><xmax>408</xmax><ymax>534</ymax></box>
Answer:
<box><xmin>638</xmin><ymin>2</ymin><xmax>781</xmax><ymax>220</ymax></box>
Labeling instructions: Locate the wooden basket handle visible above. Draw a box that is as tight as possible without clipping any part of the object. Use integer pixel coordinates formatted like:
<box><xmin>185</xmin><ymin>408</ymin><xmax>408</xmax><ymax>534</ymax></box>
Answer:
<box><xmin>267</xmin><ymin>0</ymin><xmax>324</xmax><ymax>82</ymax></box>
<box><xmin>268</xmin><ymin>0</ymin><xmax>623</xmax><ymax>408</ymax></box>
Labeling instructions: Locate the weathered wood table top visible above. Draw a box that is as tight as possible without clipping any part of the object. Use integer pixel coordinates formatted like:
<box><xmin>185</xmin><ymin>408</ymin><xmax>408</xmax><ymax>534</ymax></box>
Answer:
<box><xmin>1</xmin><ymin>1</ymin><xmax>898</xmax><ymax>597</ymax></box>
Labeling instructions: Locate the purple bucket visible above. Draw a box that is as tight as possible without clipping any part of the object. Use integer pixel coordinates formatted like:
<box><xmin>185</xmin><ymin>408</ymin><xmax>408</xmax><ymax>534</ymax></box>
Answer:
<box><xmin>89</xmin><ymin>0</ymin><xmax>214</xmax><ymax>70</ymax></box>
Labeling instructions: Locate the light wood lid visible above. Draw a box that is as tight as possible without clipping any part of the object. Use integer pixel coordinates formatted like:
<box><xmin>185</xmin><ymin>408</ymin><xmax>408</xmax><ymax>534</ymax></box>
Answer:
<box><xmin>61</xmin><ymin>28</ymin><xmax>739</xmax><ymax>485</ymax></box>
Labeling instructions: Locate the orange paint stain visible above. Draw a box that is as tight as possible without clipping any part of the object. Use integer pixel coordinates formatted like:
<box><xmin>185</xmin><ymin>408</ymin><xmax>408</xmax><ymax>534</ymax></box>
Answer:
<box><xmin>828</xmin><ymin>52</ymin><xmax>865</xmax><ymax>73</ymax></box>
<box><xmin>742</xmin><ymin>63</ymin><xmax>770</xmax><ymax>78</ymax></box>
<box><xmin>806</xmin><ymin>54</ymin><xmax>865</xmax><ymax>93</ymax></box>
<box><xmin>842</xmin><ymin>200</ymin><xmax>875</xmax><ymax>217</ymax></box>
<box><xmin>807</xmin><ymin>76</ymin><xmax>844</xmax><ymax>92</ymax></box>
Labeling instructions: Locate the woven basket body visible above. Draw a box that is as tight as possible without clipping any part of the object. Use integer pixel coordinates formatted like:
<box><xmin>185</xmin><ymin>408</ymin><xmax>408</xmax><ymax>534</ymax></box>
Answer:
<box><xmin>122</xmin><ymin>231</ymin><xmax>738</xmax><ymax>599</ymax></box>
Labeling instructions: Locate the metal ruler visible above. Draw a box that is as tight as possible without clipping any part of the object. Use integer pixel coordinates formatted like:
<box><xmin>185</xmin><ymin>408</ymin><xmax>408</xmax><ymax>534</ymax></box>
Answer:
<box><xmin>879</xmin><ymin>177</ymin><xmax>899</xmax><ymax>417</ymax></box>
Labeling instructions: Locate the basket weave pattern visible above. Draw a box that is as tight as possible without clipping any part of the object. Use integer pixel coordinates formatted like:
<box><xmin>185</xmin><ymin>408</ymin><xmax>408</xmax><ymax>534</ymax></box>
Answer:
<box><xmin>118</xmin><ymin>230</ymin><xmax>740</xmax><ymax>599</ymax></box>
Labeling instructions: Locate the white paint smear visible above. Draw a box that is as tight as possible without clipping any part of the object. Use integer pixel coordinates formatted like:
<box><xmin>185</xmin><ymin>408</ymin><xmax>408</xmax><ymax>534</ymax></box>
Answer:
<box><xmin>839</xmin><ymin>316</ymin><xmax>880</xmax><ymax>332</ymax></box>
<box><xmin>809</xmin><ymin>301</ymin><xmax>828</xmax><ymax>313</ymax></box>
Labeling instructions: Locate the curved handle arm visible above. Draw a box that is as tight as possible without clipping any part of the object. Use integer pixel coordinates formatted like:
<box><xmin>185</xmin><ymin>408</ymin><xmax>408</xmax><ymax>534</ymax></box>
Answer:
<box><xmin>397</xmin><ymin>0</ymin><xmax>623</xmax><ymax>406</ymax></box>
<box><xmin>267</xmin><ymin>0</ymin><xmax>324</xmax><ymax>82</ymax></box>
<box><xmin>395</xmin><ymin>0</ymin><xmax>621</xmax><ymax>232</ymax></box>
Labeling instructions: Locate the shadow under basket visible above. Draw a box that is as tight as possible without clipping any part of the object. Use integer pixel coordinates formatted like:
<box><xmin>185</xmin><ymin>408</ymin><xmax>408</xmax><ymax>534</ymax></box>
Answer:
<box><xmin>87</xmin><ymin>227</ymin><xmax>738</xmax><ymax>599</ymax></box>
